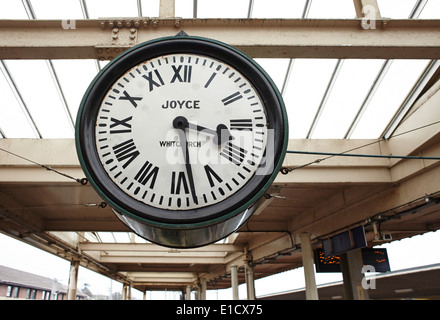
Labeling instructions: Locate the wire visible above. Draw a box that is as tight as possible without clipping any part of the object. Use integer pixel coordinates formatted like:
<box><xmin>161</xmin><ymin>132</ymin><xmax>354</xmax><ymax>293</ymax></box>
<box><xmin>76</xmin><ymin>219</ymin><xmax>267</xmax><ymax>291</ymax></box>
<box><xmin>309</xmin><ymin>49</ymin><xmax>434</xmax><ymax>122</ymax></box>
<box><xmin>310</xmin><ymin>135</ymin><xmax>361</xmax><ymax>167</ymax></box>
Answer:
<box><xmin>281</xmin><ymin>139</ymin><xmax>383</xmax><ymax>174</ymax></box>
<box><xmin>281</xmin><ymin>119</ymin><xmax>440</xmax><ymax>174</ymax></box>
<box><xmin>286</xmin><ymin>150</ymin><xmax>440</xmax><ymax>160</ymax></box>
<box><xmin>0</xmin><ymin>146</ymin><xmax>88</xmax><ymax>185</ymax></box>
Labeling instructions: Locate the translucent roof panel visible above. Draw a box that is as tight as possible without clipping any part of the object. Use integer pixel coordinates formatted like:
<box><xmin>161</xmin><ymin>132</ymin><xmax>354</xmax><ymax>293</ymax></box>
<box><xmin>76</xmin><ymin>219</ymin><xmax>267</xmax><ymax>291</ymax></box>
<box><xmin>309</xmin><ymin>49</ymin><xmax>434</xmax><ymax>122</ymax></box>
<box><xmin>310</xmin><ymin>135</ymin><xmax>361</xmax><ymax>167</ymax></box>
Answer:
<box><xmin>308</xmin><ymin>0</ymin><xmax>355</xmax><ymax>19</ymax></box>
<box><xmin>0</xmin><ymin>0</ymin><xmax>437</xmax><ymax>142</ymax></box>
<box><xmin>0</xmin><ymin>64</ymin><xmax>38</xmax><ymax>138</ymax></box>
<box><xmin>86</xmin><ymin>0</ymin><xmax>139</xmax><ymax>18</ymax></box>
<box><xmin>252</xmin><ymin>0</ymin><xmax>307</xmax><ymax>18</ymax></box>
<box><xmin>197</xmin><ymin>0</ymin><xmax>249</xmax><ymax>18</ymax></box>
<box><xmin>419</xmin><ymin>1</ymin><xmax>440</xmax><ymax>19</ymax></box>
<box><xmin>93</xmin><ymin>232</ymin><xmax>148</xmax><ymax>243</ymax></box>
<box><xmin>378</xmin><ymin>0</ymin><xmax>417</xmax><ymax>19</ymax></box>
<box><xmin>51</xmin><ymin>59</ymin><xmax>99</xmax><ymax>122</ymax></box>
<box><xmin>254</xmin><ymin>58</ymin><xmax>290</xmax><ymax>93</ymax></box>
<box><xmin>4</xmin><ymin>60</ymin><xmax>74</xmax><ymax>138</ymax></box>
<box><xmin>311</xmin><ymin>59</ymin><xmax>386</xmax><ymax>139</ymax></box>
<box><xmin>283</xmin><ymin>59</ymin><xmax>339</xmax><ymax>139</ymax></box>
<box><xmin>0</xmin><ymin>0</ymin><xmax>28</xmax><ymax>19</ymax></box>
<box><xmin>140</xmin><ymin>0</ymin><xmax>160</xmax><ymax>17</ymax></box>
<box><xmin>350</xmin><ymin>59</ymin><xmax>431</xmax><ymax>139</ymax></box>
<box><xmin>175</xmin><ymin>0</ymin><xmax>194</xmax><ymax>18</ymax></box>
<box><xmin>30</xmin><ymin>0</ymin><xmax>83</xmax><ymax>19</ymax></box>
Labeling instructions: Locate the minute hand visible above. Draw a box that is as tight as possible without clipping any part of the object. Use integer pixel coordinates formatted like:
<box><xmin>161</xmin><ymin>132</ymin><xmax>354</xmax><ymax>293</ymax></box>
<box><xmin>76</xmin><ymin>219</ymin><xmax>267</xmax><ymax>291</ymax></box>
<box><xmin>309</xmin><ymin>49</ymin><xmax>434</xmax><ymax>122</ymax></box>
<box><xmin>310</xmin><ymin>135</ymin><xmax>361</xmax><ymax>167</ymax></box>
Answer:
<box><xmin>173</xmin><ymin>117</ymin><xmax>198</xmax><ymax>205</ymax></box>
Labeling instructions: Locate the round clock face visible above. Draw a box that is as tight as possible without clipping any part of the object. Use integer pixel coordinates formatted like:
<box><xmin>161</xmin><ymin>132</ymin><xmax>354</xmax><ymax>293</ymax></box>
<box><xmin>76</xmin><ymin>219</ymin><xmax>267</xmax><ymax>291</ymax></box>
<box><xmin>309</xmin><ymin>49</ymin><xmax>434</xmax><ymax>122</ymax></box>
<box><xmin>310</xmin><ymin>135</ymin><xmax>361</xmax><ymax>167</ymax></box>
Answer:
<box><xmin>76</xmin><ymin>36</ymin><xmax>287</xmax><ymax>229</ymax></box>
<box><xmin>96</xmin><ymin>53</ymin><xmax>267</xmax><ymax>211</ymax></box>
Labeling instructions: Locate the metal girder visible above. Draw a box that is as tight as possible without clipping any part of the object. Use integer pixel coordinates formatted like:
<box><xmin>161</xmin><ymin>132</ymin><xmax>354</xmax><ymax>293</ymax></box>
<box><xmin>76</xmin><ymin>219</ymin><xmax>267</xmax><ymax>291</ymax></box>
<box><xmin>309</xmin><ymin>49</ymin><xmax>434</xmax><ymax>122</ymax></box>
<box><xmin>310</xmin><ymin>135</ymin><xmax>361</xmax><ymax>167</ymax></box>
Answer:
<box><xmin>0</xmin><ymin>18</ymin><xmax>440</xmax><ymax>60</ymax></box>
<box><xmin>99</xmin><ymin>255</ymin><xmax>226</xmax><ymax>264</ymax></box>
<box><xmin>80</xmin><ymin>242</ymin><xmax>243</xmax><ymax>253</ymax></box>
<box><xmin>0</xmin><ymin>136</ymin><xmax>438</xmax><ymax>185</ymax></box>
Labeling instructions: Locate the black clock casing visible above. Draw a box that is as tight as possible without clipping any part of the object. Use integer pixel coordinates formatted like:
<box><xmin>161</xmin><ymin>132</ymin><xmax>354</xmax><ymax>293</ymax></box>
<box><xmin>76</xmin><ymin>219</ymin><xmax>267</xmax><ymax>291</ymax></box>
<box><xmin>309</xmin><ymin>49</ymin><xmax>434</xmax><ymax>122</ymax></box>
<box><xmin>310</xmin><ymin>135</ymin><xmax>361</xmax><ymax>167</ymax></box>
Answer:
<box><xmin>76</xmin><ymin>35</ymin><xmax>288</xmax><ymax>248</ymax></box>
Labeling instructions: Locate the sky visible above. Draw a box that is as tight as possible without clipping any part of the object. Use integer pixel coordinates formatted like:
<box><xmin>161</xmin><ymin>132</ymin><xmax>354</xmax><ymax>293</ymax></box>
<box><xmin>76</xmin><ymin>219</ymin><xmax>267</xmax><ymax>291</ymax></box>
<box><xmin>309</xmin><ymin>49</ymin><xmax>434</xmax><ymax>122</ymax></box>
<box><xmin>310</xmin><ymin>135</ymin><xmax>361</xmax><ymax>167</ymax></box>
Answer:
<box><xmin>1</xmin><ymin>0</ymin><xmax>440</xmax><ymax>300</ymax></box>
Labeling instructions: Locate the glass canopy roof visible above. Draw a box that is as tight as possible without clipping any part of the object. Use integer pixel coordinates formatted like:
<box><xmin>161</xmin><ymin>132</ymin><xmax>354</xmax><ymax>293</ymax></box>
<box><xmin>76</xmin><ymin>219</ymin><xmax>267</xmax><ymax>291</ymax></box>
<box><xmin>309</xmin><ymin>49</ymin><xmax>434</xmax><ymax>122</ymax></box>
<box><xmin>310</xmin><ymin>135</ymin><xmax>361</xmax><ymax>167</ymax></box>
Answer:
<box><xmin>0</xmin><ymin>0</ymin><xmax>439</xmax><ymax>141</ymax></box>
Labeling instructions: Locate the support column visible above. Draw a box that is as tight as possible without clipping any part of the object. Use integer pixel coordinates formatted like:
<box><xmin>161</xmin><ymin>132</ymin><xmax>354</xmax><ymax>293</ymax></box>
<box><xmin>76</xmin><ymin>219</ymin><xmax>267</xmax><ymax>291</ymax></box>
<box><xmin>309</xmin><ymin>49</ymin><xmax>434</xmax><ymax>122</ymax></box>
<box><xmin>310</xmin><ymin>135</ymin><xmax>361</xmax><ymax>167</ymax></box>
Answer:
<box><xmin>200</xmin><ymin>278</ymin><xmax>207</xmax><ymax>300</ymax></box>
<box><xmin>300</xmin><ymin>233</ymin><xmax>319</xmax><ymax>300</ymax></box>
<box><xmin>231</xmin><ymin>265</ymin><xmax>239</xmax><ymax>300</ymax></box>
<box><xmin>67</xmin><ymin>260</ymin><xmax>79</xmax><ymax>300</ymax></box>
<box><xmin>127</xmin><ymin>282</ymin><xmax>132</xmax><ymax>300</ymax></box>
<box><xmin>122</xmin><ymin>284</ymin><xmax>127</xmax><ymax>300</ymax></box>
<box><xmin>186</xmin><ymin>285</ymin><xmax>191</xmax><ymax>300</ymax></box>
<box><xmin>159</xmin><ymin>0</ymin><xmax>175</xmax><ymax>18</ymax></box>
<box><xmin>353</xmin><ymin>0</ymin><xmax>381</xmax><ymax>18</ymax></box>
<box><xmin>245</xmin><ymin>262</ymin><xmax>255</xmax><ymax>300</ymax></box>
<box><xmin>340</xmin><ymin>249</ymin><xmax>369</xmax><ymax>300</ymax></box>
<box><xmin>195</xmin><ymin>286</ymin><xmax>200</xmax><ymax>300</ymax></box>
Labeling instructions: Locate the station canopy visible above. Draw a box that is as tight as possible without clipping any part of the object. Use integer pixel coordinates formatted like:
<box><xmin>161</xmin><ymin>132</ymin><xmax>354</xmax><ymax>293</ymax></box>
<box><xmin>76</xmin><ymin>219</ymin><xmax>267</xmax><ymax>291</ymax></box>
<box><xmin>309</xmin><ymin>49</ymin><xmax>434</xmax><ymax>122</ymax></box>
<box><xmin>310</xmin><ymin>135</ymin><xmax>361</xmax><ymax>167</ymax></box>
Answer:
<box><xmin>1</xmin><ymin>0</ymin><xmax>440</xmax><ymax>293</ymax></box>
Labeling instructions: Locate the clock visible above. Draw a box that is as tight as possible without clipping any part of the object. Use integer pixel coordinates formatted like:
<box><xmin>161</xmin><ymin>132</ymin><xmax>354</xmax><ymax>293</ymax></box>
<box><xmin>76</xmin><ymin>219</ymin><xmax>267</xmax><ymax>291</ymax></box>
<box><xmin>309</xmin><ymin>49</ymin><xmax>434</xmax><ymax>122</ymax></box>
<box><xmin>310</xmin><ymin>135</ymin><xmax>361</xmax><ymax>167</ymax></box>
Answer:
<box><xmin>76</xmin><ymin>35</ymin><xmax>288</xmax><ymax>248</ymax></box>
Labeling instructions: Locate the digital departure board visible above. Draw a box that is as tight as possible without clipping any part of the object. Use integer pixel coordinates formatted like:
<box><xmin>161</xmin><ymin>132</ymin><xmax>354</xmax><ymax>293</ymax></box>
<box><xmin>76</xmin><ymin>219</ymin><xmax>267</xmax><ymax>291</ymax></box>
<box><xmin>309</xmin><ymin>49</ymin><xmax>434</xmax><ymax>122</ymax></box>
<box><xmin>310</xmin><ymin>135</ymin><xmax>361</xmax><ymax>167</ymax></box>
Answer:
<box><xmin>314</xmin><ymin>248</ymin><xmax>391</xmax><ymax>273</ymax></box>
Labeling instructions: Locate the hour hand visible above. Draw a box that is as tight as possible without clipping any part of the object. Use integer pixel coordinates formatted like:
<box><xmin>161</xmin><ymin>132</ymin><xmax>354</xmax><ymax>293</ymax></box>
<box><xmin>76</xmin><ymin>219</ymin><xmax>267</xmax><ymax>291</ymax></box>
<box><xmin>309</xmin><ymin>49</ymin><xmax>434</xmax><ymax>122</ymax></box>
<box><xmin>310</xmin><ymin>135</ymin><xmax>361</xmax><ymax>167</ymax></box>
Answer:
<box><xmin>212</xmin><ymin>124</ymin><xmax>234</xmax><ymax>145</ymax></box>
<box><xmin>173</xmin><ymin>116</ymin><xmax>233</xmax><ymax>145</ymax></box>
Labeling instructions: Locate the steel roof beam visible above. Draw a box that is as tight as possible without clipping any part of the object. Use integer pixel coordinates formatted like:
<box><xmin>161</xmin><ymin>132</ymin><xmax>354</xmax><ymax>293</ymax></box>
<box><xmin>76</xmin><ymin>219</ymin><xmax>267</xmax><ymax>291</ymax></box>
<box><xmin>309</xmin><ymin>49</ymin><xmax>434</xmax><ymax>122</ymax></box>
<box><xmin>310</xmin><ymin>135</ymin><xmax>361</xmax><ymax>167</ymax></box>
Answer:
<box><xmin>80</xmin><ymin>242</ymin><xmax>243</xmax><ymax>252</ymax></box>
<box><xmin>0</xmin><ymin>18</ymin><xmax>439</xmax><ymax>60</ymax></box>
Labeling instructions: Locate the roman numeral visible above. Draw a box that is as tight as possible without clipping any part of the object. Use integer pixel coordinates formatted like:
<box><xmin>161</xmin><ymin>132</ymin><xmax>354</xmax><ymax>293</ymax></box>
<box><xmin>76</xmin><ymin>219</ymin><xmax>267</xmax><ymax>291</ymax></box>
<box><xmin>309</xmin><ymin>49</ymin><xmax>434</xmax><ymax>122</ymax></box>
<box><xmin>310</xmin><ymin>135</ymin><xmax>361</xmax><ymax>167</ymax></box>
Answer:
<box><xmin>134</xmin><ymin>160</ymin><xmax>159</xmax><ymax>189</ymax></box>
<box><xmin>142</xmin><ymin>70</ymin><xmax>165</xmax><ymax>91</ymax></box>
<box><xmin>204</xmin><ymin>165</ymin><xmax>223</xmax><ymax>187</ymax></box>
<box><xmin>113</xmin><ymin>139</ymin><xmax>140</xmax><ymax>169</ymax></box>
<box><xmin>170</xmin><ymin>171</ymin><xmax>189</xmax><ymax>195</ymax></box>
<box><xmin>204</xmin><ymin>72</ymin><xmax>217</xmax><ymax>88</ymax></box>
<box><xmin>220</xmin><ymin>142</ymin><xmax>247</xmax><ymax>165</ymax></box>
<box><xmin>222</xmin><ymin>91</ymin><xmax>243</xmax><ymax>106</ymax></box>
<box><xmin>110</xmin><ymin>116</ymin><xmax>132</xmax><ymax>134</ymax></box>
<box><xmin>170</xmin><ymin>65</ymin><xmax>192</xmax><ymax>83</ymax></box>
<box><xmin>230</xmin><ymin>119</ymin><xmax>253</xmax><ymax>131</ymax></box>
<box><xmin>119</xmin><ymin>91</ymin><xmax>142</xmax><ymax>108</ymax></box>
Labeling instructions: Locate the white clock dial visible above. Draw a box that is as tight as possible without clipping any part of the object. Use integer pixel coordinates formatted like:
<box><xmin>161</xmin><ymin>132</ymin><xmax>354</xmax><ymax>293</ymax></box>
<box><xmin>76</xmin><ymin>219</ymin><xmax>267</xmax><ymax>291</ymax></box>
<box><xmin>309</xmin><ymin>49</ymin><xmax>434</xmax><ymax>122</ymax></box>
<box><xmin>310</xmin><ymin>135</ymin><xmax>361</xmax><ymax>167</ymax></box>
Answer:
<box><xmin>95</xmin><ymin>53</ymin><xmax>268</xmax><ymax>210</ymax></box>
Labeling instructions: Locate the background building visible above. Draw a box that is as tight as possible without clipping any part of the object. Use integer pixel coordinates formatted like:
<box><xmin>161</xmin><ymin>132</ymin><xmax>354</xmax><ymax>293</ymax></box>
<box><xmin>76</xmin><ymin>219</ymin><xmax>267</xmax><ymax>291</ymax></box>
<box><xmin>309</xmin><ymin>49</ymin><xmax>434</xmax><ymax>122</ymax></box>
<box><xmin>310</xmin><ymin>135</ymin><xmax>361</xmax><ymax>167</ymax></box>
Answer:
<box><xmin>0</xmin><ymin>265</ymin><xmax>87</xmax><ymax>300</ymax></box>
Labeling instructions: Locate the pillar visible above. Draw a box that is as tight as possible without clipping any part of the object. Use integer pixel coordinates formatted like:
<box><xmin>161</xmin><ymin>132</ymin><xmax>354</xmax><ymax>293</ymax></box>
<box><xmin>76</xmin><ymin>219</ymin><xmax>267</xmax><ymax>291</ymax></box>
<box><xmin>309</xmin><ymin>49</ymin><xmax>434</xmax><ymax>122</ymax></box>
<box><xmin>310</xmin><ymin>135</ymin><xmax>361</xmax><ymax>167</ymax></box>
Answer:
<box><xmin>300</xmin><ymin>233</ymin><xmax>319</xmax><ymax>300</ymax></box>
<box><xmin>245</xmin><ymin>262</ymin><xmax>255</xmax><ymax>300</ymax></box>
<box><xmin>186</xmin><ymin>285</ymin><xmax>191</xmax><ymax>300</ymax></box>
<box><xmin>122</xmin><ymin>284</ymin><xmax>127</xmax><ymax>300</ymax></box>
<box><xmin>67</xmin><ymin>260</ymin><xmax>79</xmax><ymax>300</ymax></box>
<box><xmin>200</xmin><ymin>278</ymin><xmax>207</xmax><ymax>300</ymax></box>
<box><xmin>159</xmin><ymin>0</ymin><xmax>175</xmax><ymax>18</ymax></box>
<box><xmin>353</xmin><ymin>0</ymin><xmax>381</xmax><ymax>18</ymax></box>
<box><xmin>127</xmin><ymin>282</ymin><xmax>132</xmax><ymax>300</ymax></box>
<box><xmin>340</xmin><ymin>249</ymin><xmax>369</xmax><ymax>300</ymax></box>
<box><xmin>231</xmin><ymin>265</ymin><xmax>239</xmax><ymax>300</ymax></box>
